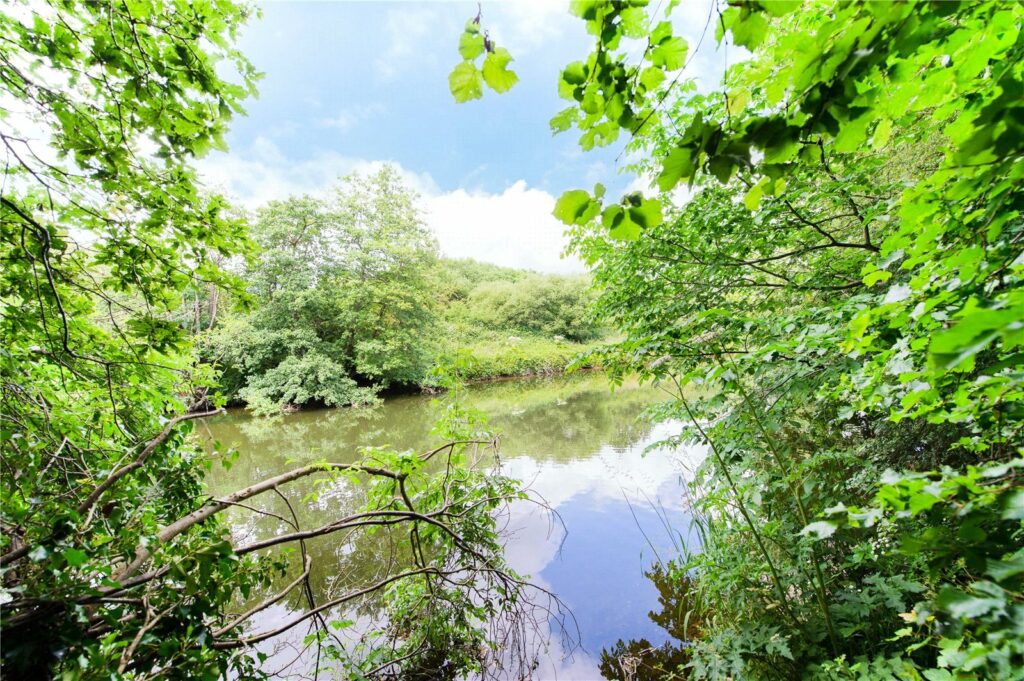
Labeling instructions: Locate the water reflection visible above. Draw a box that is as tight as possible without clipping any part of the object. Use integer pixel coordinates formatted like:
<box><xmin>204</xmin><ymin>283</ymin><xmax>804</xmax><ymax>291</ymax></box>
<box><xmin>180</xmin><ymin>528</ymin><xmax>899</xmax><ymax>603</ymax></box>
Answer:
<box><xmin>597</xmin><ymin>564</ymin><xmax>700</xmax><ymax>681</ymax></box>
<box><xmin>199</xmin><ymin>373</ymin><xmax>704</xmax><ymax>679</ymax></box>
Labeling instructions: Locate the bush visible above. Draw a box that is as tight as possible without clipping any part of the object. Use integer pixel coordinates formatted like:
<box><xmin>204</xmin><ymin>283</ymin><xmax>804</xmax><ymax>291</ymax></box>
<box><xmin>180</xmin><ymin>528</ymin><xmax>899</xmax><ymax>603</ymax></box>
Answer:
<box><xmin>428</xmin><ymin>335</ymin><xmax>601</xmax><ymax>384</ymax></box>
<box><xmin>464</xmin><ymin>275</ymin><xmax>600</xmax><ymax>342</ymax></box>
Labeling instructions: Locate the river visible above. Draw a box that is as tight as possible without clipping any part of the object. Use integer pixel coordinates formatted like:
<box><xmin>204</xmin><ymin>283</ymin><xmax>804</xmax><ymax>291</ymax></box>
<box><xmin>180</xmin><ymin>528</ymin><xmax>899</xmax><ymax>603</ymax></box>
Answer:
<box><xmin>198</xmin><ymin>372</ymin><xmax>705</xmax><ymax>679</ymax></box>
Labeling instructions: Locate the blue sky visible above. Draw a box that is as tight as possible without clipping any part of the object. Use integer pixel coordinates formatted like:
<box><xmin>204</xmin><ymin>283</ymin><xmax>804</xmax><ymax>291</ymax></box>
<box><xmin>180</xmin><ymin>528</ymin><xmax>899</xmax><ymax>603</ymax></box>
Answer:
<box><xmin>199</xmin><ymin>0</ymin><xmax>726</xmax><ymax>273</ymax></box>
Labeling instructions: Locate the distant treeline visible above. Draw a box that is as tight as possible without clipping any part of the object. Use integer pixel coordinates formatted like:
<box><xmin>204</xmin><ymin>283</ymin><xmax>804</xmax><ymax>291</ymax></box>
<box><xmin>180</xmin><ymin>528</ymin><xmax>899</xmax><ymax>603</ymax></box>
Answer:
<box><xmin>185</xmin><ymin>167</ymin><xmax>603</xmax><ymax>414</ymax></box>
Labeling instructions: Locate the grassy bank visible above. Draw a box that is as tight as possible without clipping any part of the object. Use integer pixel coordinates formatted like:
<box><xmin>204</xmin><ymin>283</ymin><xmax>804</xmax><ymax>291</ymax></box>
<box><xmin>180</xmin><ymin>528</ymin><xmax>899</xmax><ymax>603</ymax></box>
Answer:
<box><xmin>437</xmin><ymin>331</ymin><xmax>603</xmax><ymax>383</ymax></box>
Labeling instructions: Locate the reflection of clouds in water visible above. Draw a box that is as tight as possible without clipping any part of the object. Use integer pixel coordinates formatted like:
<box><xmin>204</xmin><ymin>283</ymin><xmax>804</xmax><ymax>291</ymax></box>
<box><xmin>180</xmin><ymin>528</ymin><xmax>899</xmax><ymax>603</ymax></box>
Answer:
<box><xmin>203</xmin><ymin>376</ymin><xmax>708</xmax><ymax>679</ymax></box>
<box><xmin>238</xmin><ymin>603</ymin><xmax>382</xmax><ymax>680</ymax></box>
<box><xmin>495</xmin><ymin>419</ymin><xmax>706</xmax><ymax>678</ymax></box>
<box><xmin>239</xmin><ymin>417</ymin><xmax>705</xmax><ymax>680</ymax></box>
<box><xmin>500</xmin><ymin>420</ymin><xmax>703</xmax><ymax>514</ymax></box>
<box><xmin>503</xmin><ymin>502</ymin><xmax>565</xmax><ymax>577</ymax></box>
<box><xmin>491</xmin><ymin>581</ymin><xmax>606</xmax><ymax>681</ymax></box>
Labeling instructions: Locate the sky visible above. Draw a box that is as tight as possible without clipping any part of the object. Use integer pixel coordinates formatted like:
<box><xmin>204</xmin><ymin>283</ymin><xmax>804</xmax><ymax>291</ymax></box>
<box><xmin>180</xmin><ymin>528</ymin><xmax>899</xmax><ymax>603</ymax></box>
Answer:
<box><xmin>198</xmin><ymin>0</ymin><xmax>728</xmax><ymax>274</ymax></box>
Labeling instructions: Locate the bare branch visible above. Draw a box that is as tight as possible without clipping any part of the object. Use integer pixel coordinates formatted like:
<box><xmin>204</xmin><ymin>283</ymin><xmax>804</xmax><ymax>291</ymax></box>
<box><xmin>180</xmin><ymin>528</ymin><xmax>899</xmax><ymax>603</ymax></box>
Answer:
<box><xmin>212</xmin><ymin>567</ymin><xmax>437</xmax><ymax>649</ymax></box>
<box><xmin>115</xmin><ymin>461</ymin><xmax>403</xmax><ymax>579</ymax></box>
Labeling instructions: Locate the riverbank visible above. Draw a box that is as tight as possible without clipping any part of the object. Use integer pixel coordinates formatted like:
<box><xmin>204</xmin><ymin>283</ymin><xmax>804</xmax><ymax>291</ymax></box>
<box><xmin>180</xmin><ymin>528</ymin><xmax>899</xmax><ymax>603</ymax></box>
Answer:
<box><xmin>218</xmin><ymin>332</ymin><xmax>607</xmax><ymax>411</ymax></box>
<box><xmin>438</xmin><ymin>333</ymin><xmax>603</xmax><ymax>383</ymax></box>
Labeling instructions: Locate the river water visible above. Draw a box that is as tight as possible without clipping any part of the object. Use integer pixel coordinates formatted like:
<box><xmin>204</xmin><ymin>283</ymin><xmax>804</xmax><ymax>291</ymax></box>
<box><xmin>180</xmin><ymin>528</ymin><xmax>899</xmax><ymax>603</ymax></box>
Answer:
<box><xmin>199</xmin><ymin>372</ymin><xmax>704</xmax><ymax>679</ymax></box>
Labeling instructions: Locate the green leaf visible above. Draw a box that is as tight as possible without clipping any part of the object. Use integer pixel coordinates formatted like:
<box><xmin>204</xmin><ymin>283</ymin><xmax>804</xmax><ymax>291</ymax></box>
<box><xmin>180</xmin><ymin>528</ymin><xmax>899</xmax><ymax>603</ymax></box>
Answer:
<box><xmin>627</xmin><ymin>197</ymin><xmax>663</xmax><ymax>230</ymax></box>
<box><xmin>930</xmin><ymin>304</ymin><xmax>1024</xmax><ymax>370</ymax></box>
<box><xmin>762</xmin><ymin>0</ymin><xmax>800</xmax><ymax>16</ymax></box>
<box><xmin>651</xmin><ymin>21</ymin><xmax>672</xmax><ymax>44</ymax></box>
<box><xmin>727</xmin><ymin>88</ymin><xmax>750</xmax><ymax>115</ymax></box>
<box><xmin>835</xmin><ymin>112</ymin><xmax>874</xmax><ymax>153</ymax></box>
<box><xmin>872</xmin><ymin>117</ymin><xmax>893</xmax><ymax>149</ymax></box>
<box><xmin>863</xmin><ymin>270</ymin><xmax>893</xmax><ymax>286</ymax></box>
<box><xmin>553</xmin><ymin>190</ymin><xmax>594</xmax><ymax>225</ymax></box>
<box><xmin>561</xmin><ymin>61</ymin><xmax>588</xmax><ymax>85</ymax></box>
<box><xmin>63</xmin><ymin>548</ymin><xmax>88</xmax><ymax>567</ymax></box>
<box><xmin>908</xmin><ymin>492</ymin><xmax>941</xmax><ymax>514</ymax></box>
<box><xmin>482</xmin><ymin>48</ymin><xmax>519</xmax><ymax>94</ymax></box>
<box><xmin>619</xmin><ymin>7</ymin><xmax>648</xmax><ymax>39</ymax></box>
<box><xmin>985</xmin><ymin>550</ymin><xmax>1024</xmax><ymax>582</ymax></box>
<box><xmin>744</xmin><ymin>178</ymin><xmax>767</xmax><ymax>211</ymax></box>
<box><xmin>936</xmin><ymin>585</ymin><xmax>1004</xmax><ymax>619</ymax></box>
<box><xmin>1001</xmin><ymin>488</ymin><xmax>1024</xmax><ymax>520</ymax></box>
<box><xmin>550</xmin><ymin>107</ymin><xmax>578</xmax><ymax>134</ymax></box>
<box><xmin>603</xmin><ymin>206</ymin><xmax>641</xmax><ymax>241</ymax></box>
<box><xmin>458</xmin><ymin>29</ymin><xmax>485</xmax><ymax>60</ymax></box>
<box><xmin>639</xmin><ymin>66</ymin><xmax>666</xmax><ymax>91</ymax></box>
<box><xmin>449</xmin><ymin>62</ymin><xmax>484</xmax><ymax>103</ymax></box>
<box><xmin>658</xmin><ymin>147</ymin><xmax>694</xmax><ymax>190</ymax></box>
<box><xmin>730</xmin><ymin>11</ymin><xmax>768</xmax><ymax>49</ymax></box>
<box><xmin>651</xmin><ymin>36</ymin><xmax>688</xmax><ymax>71</ymax></box>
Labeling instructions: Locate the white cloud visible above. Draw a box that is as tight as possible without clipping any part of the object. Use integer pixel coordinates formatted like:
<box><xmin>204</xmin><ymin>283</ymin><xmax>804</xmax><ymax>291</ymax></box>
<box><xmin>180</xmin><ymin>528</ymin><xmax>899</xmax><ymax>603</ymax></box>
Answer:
<box><xmin>424</xmin><ymin>181</ymin><xmax>584</xmax><ymax>274</ymax></box>
<box><xmin>487</xmin><ymin>0</ymin><xmax>579</xmax><ymax>56</ymax></box>
<box><xmin>198</xmin><ymin>136</ymin><xmax>439</xmax><ymax>204</ymax></box>
<box><xmin>198</xmin><ymin>139</ymin><xmax>582</xmax><ymax>274</ymax></box>
<box><xmin>318</xmin><ymin>103</ymin><xmax>385</xmax><ymax>134</ymax></box>
<box><xmin>500</xmin><ymin>420</ymin><xmax>704</xmax><ymax>515</ymax></box>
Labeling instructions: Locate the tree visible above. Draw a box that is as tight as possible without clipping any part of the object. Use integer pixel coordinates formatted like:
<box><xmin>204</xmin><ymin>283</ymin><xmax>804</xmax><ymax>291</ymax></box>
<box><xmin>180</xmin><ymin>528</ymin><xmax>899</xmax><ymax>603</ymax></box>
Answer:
<box><xmin>1</xmin><ymin>4</ymin><xmax>536</xmax><ymax>678</ymax></box>
<box><xmin>459</xmin><ymin>0</ymin><xmax>1024</xmax><ymax>677</ymax></box>
<box><xmin>203</xmin><ymin>167</ymin><xmax>440</xmax><ymax>414</ymax></box>
<box><xmin>556</xmin><ymin>1</ymin><xmax>1023</xmax><ymax>677</ymax></box>
<box><xmin>1</xmin><ymin>0</ymin><xmax>260</xmax><ymax>674</ymax></box>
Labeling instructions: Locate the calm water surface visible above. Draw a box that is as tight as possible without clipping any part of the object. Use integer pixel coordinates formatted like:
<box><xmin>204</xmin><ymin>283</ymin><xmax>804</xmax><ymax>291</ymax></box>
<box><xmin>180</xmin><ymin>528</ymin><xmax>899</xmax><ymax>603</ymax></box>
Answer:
<box><xmin>199</xmin><ymin>373</ymin><xmax>704</xmax><ymax>679</ymax></box>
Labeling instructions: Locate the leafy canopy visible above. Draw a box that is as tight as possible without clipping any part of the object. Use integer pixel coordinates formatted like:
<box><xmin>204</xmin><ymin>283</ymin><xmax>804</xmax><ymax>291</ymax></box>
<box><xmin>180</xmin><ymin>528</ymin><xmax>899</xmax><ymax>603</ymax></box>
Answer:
<box><xmin>202</xmin><ymin>167</ymin><xmax>441</xmax><ymax>414</ymax></box>
<box><xmin>459</xmin><ymin>0</ymin><xmax>1024</xmax><ymax>677</ymax></box>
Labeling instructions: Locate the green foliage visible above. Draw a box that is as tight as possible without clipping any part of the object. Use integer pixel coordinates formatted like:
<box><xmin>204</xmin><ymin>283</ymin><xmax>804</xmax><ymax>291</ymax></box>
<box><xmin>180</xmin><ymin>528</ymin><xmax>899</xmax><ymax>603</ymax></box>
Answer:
<box><xmin>460</xmin><ymin>274</ymin><xmax>600</xmax><ymax>342</ymax></box>
<box><xmin>448</xmin><ymin>12</ymin><xmax>518</xmax><ymax>102</ymax></box>
<box><xmin>203</xmin><ymin>252</ymin><xmax>602</xmax><ymax>412</ymax></box>
<box><xmin>811</xmin><ymin>460</ymin><xmax>1024</xmax><ymax>679</ymax></box>
<box><xmin>431</xmin><ymin>335</ymin><xmax>602</xmax><ymax>385</ymax></box>
<box><xmin>0</xmin><ymin>0</ymin><xmax>270</xmax><ymax>676</ymax></box>
<box><xmin>436</xmin><ymin>258</ymin><xmax>602</xmax><ymax>340</ymax></box>
<box><xmin>520</xmin><ymin>0</ymin><xmax>1024</xmax><ymax>678</ymax></box>
<box><xmin>0</xmin><ymin>3</ymin><xmax>554</xmax><ymax>678</ymax></box>
<box><xmin>429</xmin><ymin>259</ymin><xmax>604</xmax><ymax>382</ymax></box>
<box><xmin>554</xmin><ymin>184</ymin><xmax>663</xmax><ymax>242</ymax></box>
<box><xmin>202</xmin><ymin>167</ymin><xmax>439</xmax><ymax>414</ymax></box>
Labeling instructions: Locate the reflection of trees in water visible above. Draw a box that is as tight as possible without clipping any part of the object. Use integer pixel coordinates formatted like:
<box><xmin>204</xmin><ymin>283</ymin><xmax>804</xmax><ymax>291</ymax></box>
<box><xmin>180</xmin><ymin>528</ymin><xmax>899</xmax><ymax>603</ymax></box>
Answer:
<box><xmin>495</xmin><ymin>387</ymin><xmax>657</xmax><ymax>458</ymax></box>
<box><xmin>598</xmin><ymin>565</ymin><xmax>702</xmax><ymax>681</ymax></box>
<box><xmin>200</xmin><ymin>374</ymin><xmax>665</xmax><ymax>492</ymax></box>
<box><xmin>195</xmin><ymin>372</ymin><xmax>672</xmax><ymax>668</ymax></box>
<box><xmin>213</xmin><ymin>477</ymin><xmax>421</xmax><ymax>609</ymax></box>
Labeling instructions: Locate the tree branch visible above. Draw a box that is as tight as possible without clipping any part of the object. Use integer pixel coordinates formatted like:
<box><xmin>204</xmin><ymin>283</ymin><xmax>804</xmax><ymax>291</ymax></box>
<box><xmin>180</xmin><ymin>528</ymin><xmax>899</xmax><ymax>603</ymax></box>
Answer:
<box><xmin>115</xmin><ymin>461</ymin><xmax>403</xmax><ymax>580</ymax></box>
<box><xmin>212</xmin><ymin>567</ymin><xmax>437</xmax><ymax>649</ymax></box>
<box><xmin>212</xmin><ymin>554</ymin><xmax>313</xmax><ymax>638</ymax></box>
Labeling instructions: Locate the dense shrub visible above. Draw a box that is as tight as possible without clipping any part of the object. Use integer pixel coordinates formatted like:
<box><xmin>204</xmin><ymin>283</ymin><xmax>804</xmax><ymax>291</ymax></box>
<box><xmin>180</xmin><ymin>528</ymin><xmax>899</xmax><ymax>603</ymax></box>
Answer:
<box><xmin>201</xmin><ymin>167</ymin><xmax>439</xmax><ymax>413</ymax></box>
<box><xmin>464</xmin><ymin>275</ymin><xmax>600</xmax><ymax>342</ymax></box>
<box><xmin>546</xmin><ymin>1</ymin><xmax>1024</xmax><ymax>678</ymax></box>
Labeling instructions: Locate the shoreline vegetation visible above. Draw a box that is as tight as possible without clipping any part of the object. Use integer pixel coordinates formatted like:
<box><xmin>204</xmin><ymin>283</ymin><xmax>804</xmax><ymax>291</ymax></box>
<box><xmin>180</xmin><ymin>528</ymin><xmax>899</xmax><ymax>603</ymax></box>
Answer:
<box><xmin>4</xmin><ymin>1</ymin><xmax>1022</xmax><ymax>679</ymax></box>
<box><xmin>187</xmin><ymin>168</ymin><xmax>606</xmax><ymax>415</ymax></box>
